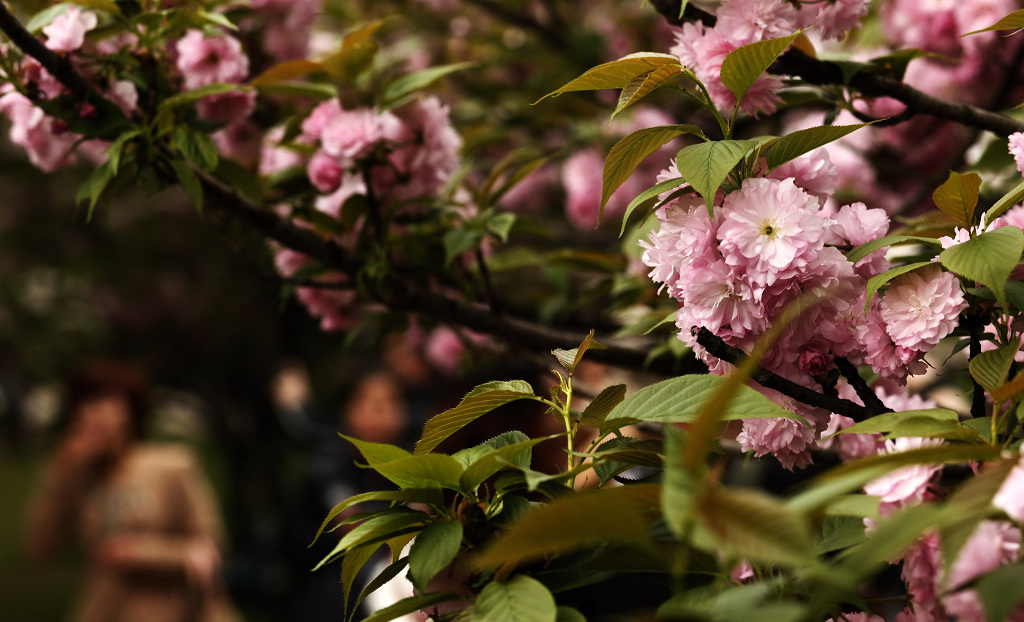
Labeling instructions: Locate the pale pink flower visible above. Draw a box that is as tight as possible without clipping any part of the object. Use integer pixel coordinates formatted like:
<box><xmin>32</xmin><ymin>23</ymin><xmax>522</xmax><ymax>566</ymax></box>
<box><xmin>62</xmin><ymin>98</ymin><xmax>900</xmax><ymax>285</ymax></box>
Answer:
<box><xmin>863</xmin><ymin>437</ymin><xmax>943</xmax><ymax>513</ymax></box>
<box><xmin>993</xmin><ymin>449</ymin><xmax>1024</xmax><ymax>522</ymax></box>
<box><xmin>175</xmin><ymin>30</ymin><xmax>250</xmax><ymax>89</ymax></box>
<box><xmin>831</xmin><ymin>202</ymin><xmax>889</xmax><ymax>247</ymax></box>
<box><xmin>716</xmin><ymin>0</ymin><xmax>799</xmax><ymax>46</ymax></box>
<box><xmin>879</xmin><ymin>265</ymin><xmax>966</xmax><ymax>352</ymax></box>
<box><xmin>767</xmin><ymin>148</ymin><xmax>837</xmax><ymax>206</ymax></box>
<box><xmin>900</xmin><ymin>531</ymin><xmax>943</xmax><ymax>615</ymax></box>
<box><xmin>424</xmin><ymin>326</ymin><xmax>487</xmax><ymax>376</ymax></box>
<box><xmin>196</xmin><ymin>89</ymin><xmax>256</xmax><ymax>123</ymax></box>
<box><xmin>253</xmin><ymin>0</ymin><xmax>322</xmax><ymax>60</ymax></box>
<box><xmin>259</xmin><ymin>127</ymin><xmax>306</xmax><ymax>177</ymax></box>
<box><xmin>717</xmin><ymin>177</ymin><xmax>824</xmax><ymax>283</ymax></box>
<box><xmin>313</xmin><ymin>173</ymin><xmax>367</xmax><ymax>219</ymax></box>
<box><xmin>43</xmin><ymin>6</ymin><xmax>97</xmax><ymax>52</ymax></box>
<box><xmin>382</xmin><ymin>96</ymin><xmax>462</xmax><ymax>202</ymax></box>
<box><xmin>795</xmin><ymin>0</ymin><xmax>869</xmax><ymax>40</ymax></box>
<box><xmin>1009</xmin><ymin>132</ymin><xmax>1024</xmax><ymax>175</ymax></box>
<box><xmin>211</xmin><ymin>121</ymin><xmax>261</xmax><ymax>167</ymax></box>
<box><xmin>735</xmin><ymin>411</ymin><xmax>815</xmax><ymax>470</ymax></box>
<box><xmin>274</xmin><ymin>248</ymin><xmax>357</xmax><ymax>332</ymax></box>
<box><xmin>318</xmin><ymin>106</ymin><xmax>398</xmax><ymax>163</ymax></box>
<box><xmin>825</xmin><ymin>614</ymin><xmax>884</xmax><ymax>622</ymax></box>
<box><xmin>0</xmin><ymin>91</ymin><xmax>77</xmax><ymax>172</ymax></box>
<box><xmin>308</xmin><ymin>151</ymin><xmax>344</xmax><ymax>193</ymax></box>
<box><xmin>680</xmin><ymin>259</ymin><xmax>766</xmax><ymax>337</ymax></box>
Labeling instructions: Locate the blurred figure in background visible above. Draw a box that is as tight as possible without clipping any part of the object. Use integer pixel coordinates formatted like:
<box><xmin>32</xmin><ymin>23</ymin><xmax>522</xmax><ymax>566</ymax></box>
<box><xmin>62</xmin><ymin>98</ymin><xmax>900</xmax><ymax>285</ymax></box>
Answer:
<box><xmin>25</xmin><ymin>360</ymin><xmax>238</xmax><ymax>622</ymax></box>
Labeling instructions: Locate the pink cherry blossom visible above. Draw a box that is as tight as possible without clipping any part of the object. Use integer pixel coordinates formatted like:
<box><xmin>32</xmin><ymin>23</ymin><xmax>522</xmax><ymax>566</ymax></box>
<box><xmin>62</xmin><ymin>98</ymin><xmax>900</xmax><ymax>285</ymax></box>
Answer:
<box><xmin>864</xmin><ymin>437</ymin><xmax>942</xmax><ymax>513</ymax></box>
<box><xmin>175</xmin><ymin>30</ymin><xmax>250</xmax><ymax>90</ymax></box>
<box><xmin>879</xmin><ymin>265</ymin><xmax>966</xmax><ymax>352</ymax></box>
<box><xmin>993</xmin><ymin>449</ymin><xmax>1024</xmax><ymax>522</ymax></box>
<box><xmin>1009</xmin><ymin>132</ymin><xmax>1024</xmax><ymax>175</ymax></box>
<box><xmin>43</xmin><ymin>6</ymin><xmax>98</xmax><ymax>52</ymax></box>
<box><xmin>715</xmin><ymin>0</ymin><xmax>799</xmax><ymax>47</ymax></box>
<box><xmin>766</xmin><ymin>148</ymin><xmax>838</xmax><ymax>206</ymax></box>
<box><xmin>0</xmin><ymin>91</ymin><xmax>78</xmax><ymax>172</ymax></box>
<box><xmin>795</xmin><ymin>0</ymin><xmax>869</xmax><ymax>41</ymax></box>
<box><xmin>735</xmin><ymin>409</ymin><xmax>815</xmax><ymax>470</ymax></box>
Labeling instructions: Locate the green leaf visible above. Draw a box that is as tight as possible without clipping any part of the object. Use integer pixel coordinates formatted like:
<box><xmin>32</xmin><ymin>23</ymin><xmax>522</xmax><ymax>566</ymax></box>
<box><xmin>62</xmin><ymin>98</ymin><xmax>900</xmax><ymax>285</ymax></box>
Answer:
<box><xmin>354</xmin><ymin>557</ymin><xmax>409</xmax><ymax>612</ymax></box>
<box><xmin>173</xmin><ymin>126</ymin><xmax>219</xmax><ymax>172</ymax></box>
<box><xmin>253</xmin><ymin>80</ymin><xmax>338</xmax><ymax>100</ymax></box>
<box><xmin>158</xmin><ymin>83</ymin><xmax>249</xmax><ymax>113</ymax></box>
<box><xmin>619</xmin><ymin>176</ymin><xmax>689</xmax><ymax>236</ymax></box>
<box><xmin>612</xmin><ymin>64</ymin><xmax>682</xmax><ymax>119</ymax></box>
<box><xmin>469</xmin><ymin>575</ymin><xmax>557</xmax><ymax>622</ymax></box>
<box><xmin>460</xmin><ymin>435</ymin><xmax>556</xmax><ymax>491</ymax></box>
<box><xmin>993</xmin><ymin>367</ymin><xmax>1024</xmax><ymax>404</ymax></box>
<box><xmin>315</xmin><ymin>510</ymin><xmax>428</xmax><ymax>570</ymax></box>
<box><xmin>846</xmin><ymin>235</ymin><xmax>942</xmax><ymax>264</ymax></box>
<box><xmin>249</xmin><ymin>60</ymin><xmax>325</xmax><ymax>86</ymax></box>
<box><xmin>68</xmin><ymin>0</ymin><xmax>121</xmax><ymax>15</ymax></box>
<box><xmin>933</xmin><ymin>171</ymin><xmax>982</xmax><ymax>228</ymax></box>
<box><xmin>662</xmin><ymin>425</ymin><xmax>696</xmax><ymax>538</ymax></box>
<box><xmin>699</xmin><ymin>486</ymin><xmax>818</xmax><ymax>567</ymax></box>
<box><xmin>863</xmin><ymin>261</ymin><xmax>934</xmax><ymax>310</ymax></box>
<box><xmin>941</xmin><ymin>225</ymin><xmax>1024</xmax><ymax>307</ymax></box>
<box><xmin>720</xmin><ymin>32</ymin><xmax>800</xmax><ymax>108</ymax></box>
<box><xmin>381</xmin><ymin>62</ymin><xmax>479</xmax><ymax>107</ymax></box>
<box><xmin>816</xmin><ymin>515</ymin><xmax>867</xmax><ymax>553</ymax></box>
<box><xmin>765</xmin><ymin>123</ymin><xmax>871</xmax><ymax>170</ymax></box>
<box><xmin>464</xmin><ymin>380</ymin><xmax>535</xmax><ymax>398</ymax></box>
<box><xmin>408</xmin><ymin>520</ymin><xmax>464</xmax><ymax>592</ymax></box>
<box><xmin>343</xmin><ymin>435</ymin><xmax>465</xmax><ymax>489</ymax></box>
<box><xmin>555</xmin><ymin>607</ymin><xmax>587</xmax><ymax>622</ymax></box>
<box><xmin>975</xmin><ymin>564</ymin><xmax>1024</xmax><ymax>622</ymax></box>
<box><xmin>970</xmin><ymin>340</ymin><xmax>1021</xmax><ymax>392</ymax></box>
<box><xmin>105</xmin><ymin>129</ymin><xmax>140</xmax><ymax>176</ymax></box>
<box><xmin>676</xmin><ymin>139</ymin><xmax>762</xmax><ymax>209</ymax></box>
<box><xmin>474</xmin><ymin>484</ymin><xmax>659</xmax><ymax>568</ymax></box>
<box><xmin>342</xmin><ymin>542</ymin><xmax>382</xmax><ymax>613</ymax></box>
<box><xmin>602</xmin><ymin>124</ymin><xmax>705</xmax><ymax>217</ymax></box>
<box><xmin>416</xmin><ymin>389</ymin><xmax>539</xmax><ymax>454</ymax></box>
<box><xmin>836</xmin><ymin>504</ymin><xmax>946</xmax><ymax>582</ymax></box>
<box><xmin>883</xmin><ymin>418</ymin><xmax>982</xmax><ymax>442</ymax></box>
<box><xmin>787</xmin><ymin>444</ymin><xmax>1000</xmax><ymax>515</ymax></box>
<box><xmin>315</xmin><ymin>489</ymin><xmax>444</xmax><ymax>542</ymax></box>
<box><xmin>535</xmin><ymin>52</ymin><xmax>682</xmax><ymax>102</ymax></box>
<box><xmin>591</xmin><ymin>437</ymin><xmax>664</xmax><ymax>484</ymax></box>
<box><xmin>195</xmin><ymin>9</ymin><xmax>237</xmax><ymax>30</ymax></box>
<box><xmin>605</xmin><ymin>375</ymin><xmax>808</xmax><ymax>429</ymax></box>
<box><xmin>169</xmin><ymin>159</ymin><xmax>203</xmax><ymax>214</ymax></box>
<box><xmin>76</xmin><ymin>160</ymin><xmax>115</xmax><ymax>220</ymax></box>
<box><xmin>838</xmin><ymin>408</ymin><xmax>960</xmax><ymax>436</ymax></box>
<box><xmin>986</xmin><ymin>178</ymin><xmax>1024</xmax><ymax>223</ymax></box>
<box><xmin>486</xmin><ymin>212</ymin><xmax>516</xmax><ymax>243</ymax></box>
<box><xmin>362</xmin><ymin>593</ymin><xmax>466</xmax><ymax>622</ymax></box>
<box><xmin>961</xmin><ymin>8</ymin><xmax>1024</xmax><ymax>36</ymax></box>
<box><xmin>551</xmin><ymin>330</ymin><xmax>606</xmax><ymax>373</ymax></box>
<box><xmin>444</xmin><ymin>228</ymin><xmax>483</xmax><ymax>266</ymax></box>
<box><xmin>579</xmin><ymin>383</ymin><xmax>628</xmax><ymax>428</ymax></box>
<box><xmin>938</xmin><ymin>458</ymin><xmax>1017</xmax><ymax>576</ymax></box>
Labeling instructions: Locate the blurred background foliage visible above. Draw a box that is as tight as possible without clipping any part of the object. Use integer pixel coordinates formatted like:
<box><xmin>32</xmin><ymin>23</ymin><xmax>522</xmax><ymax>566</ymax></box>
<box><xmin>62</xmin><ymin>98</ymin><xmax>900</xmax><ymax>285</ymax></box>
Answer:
<box><xmin>0</xmin><ymin>1</ymin><xmax>687</xmax><ymax>619</ymax></box>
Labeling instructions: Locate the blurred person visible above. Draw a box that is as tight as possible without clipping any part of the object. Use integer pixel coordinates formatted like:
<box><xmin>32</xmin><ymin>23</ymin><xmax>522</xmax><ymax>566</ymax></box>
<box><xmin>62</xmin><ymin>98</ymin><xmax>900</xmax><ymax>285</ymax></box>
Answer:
<box><xmin>25</xmin><ymin>360</ymin><xmax>238</xmax><ymax>622</ymax></box>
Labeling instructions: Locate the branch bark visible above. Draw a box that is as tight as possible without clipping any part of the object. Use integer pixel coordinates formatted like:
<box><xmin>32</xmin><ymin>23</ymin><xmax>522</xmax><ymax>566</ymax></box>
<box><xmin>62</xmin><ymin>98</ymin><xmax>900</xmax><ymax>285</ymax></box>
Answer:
<box><xmin>694</xmin><ymin>327</ymin><xmax>877</xmax><ymax>421</ymax></box>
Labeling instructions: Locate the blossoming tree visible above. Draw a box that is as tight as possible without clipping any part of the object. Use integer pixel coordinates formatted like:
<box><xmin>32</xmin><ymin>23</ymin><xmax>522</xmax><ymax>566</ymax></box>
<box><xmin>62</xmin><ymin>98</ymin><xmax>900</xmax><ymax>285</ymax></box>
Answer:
<box><xmin>7</xmin><ymin>0</ymin><xmax>1024</xmax><ymax>620</ymax></box>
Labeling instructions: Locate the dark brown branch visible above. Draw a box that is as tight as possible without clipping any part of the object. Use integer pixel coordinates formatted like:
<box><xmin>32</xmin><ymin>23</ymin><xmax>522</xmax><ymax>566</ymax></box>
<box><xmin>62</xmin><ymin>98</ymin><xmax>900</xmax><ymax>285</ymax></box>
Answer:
<box><xmin>967</xmin><ymin>317</ymin><xmax>988</xmax><ymax>421</ymax></box>
<box><xmin>834</xmin><ymin>357</ymin><xmax>890</xmax><ymax>416</ymax></box>
<box><xmin>646</xmin><ymin>2</ymin><xmax>1024</xmax><ymax>137</ymax></box>
<box><xmin>0</xmin><ymin>4</ymin><xmax>95</xmax><ymax>101</ymax></box>
<box><xmin>693</xmin><ymin>327</ymin><xmax>874</xmax><ymax>421</ymax></box>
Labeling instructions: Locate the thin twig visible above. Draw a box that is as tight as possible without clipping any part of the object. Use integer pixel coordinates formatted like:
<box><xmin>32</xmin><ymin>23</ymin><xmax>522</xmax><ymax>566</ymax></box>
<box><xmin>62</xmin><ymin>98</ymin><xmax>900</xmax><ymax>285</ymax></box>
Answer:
<box><xmin>694</xmin><ymin>327</ymin><xmax>875</xmax><ymax>421</ymax></box>
<box><xmin>834</xmin><ymin>357</ymin><xmax>890</xmax><ymax>416</ymax></box>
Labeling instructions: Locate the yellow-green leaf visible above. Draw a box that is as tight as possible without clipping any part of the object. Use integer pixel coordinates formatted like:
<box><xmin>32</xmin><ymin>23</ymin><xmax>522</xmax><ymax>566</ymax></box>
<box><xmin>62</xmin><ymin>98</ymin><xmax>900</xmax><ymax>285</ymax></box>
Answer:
<box><xmin>535</xmin><ymin>53</ymin><xmax>682</xmax><ymax>103</ymax></box>
<box><xmin>933</xmin><ymin>171</ymin><xmax>982</xmax><ymax>227</ymax></box>
<box><xmin>612</xmin><ymin>64</ymin><xmax>682</xmax><ymax>119</ymax></box>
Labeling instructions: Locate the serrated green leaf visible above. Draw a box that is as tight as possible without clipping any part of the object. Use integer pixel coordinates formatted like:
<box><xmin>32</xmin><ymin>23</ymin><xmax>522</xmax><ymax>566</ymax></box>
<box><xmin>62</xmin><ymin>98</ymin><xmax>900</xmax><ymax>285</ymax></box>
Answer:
<box><xmin>787</xmin><ymin>444</ymin><xmax>1000</xmax><ymax>515</ymax></box>
<box><xmin>700</xmin><ymin>485</ymin><xmax>817</xmax><ymax>567</ymax></box>
<box><xmin>620</xmin><ymin>176</ymin><xmax>689</xmax><ymax>236</ymax></box>
<box><xmin>816</xmin><ymin>514</ymin><xmax>867</xmax><ymax>553</ymax></box>
<box><xmin>444</xmin><ymin>228</ymin><xmax>483</xmax><ymax>266</ymax></box>
<box><xmin>343</xmin><ymin>434</ymin><xmax>465</xmax><ymax>489</ymax></box>
<box><xmin>765</xmin><ymin>123</ymin><xmax>871</xmax><ymax>170</ymax></box>
<box><xmin>486</xmin><ymin>212</ymin><xmax>516</xmax><ymax>243</ymax></box>
<box><xmin>353</xmin><ymin>557</ymin><xmax>409</xmax><ymax>614</ymax></box>
<box><xmin>971</xmin><ymin>340</ymin><xmax>1021</xmax><ymax>392</ymax></box>
<box><xmin>602</xmin><ymin>124</ymin><xmax>705</xmax><ymax>217</ymax></box>
<box><xmin>315</xmin><ymin>510</ymin><xmax>428</xmax><ymax>570</ymax></box>
<box><xmin>381</xmin><ymin>62</ymin><xmax>479</xmax><ymax>107</ymax></box>
<box><xmin>941</xmin><ymin>225</ymin><xmax>1024</xmax><ymax>307</ymax></box>
<box><xmin>460</xmin><ymin>435</ymin><xmax>556</xmax><ymax>491</ymax></box>
<box><xmin>836</xmin><ymin>408</ymin><xmax>959</xmax><ymax>437</ymax></box>
<box><xmin>933</xmin><ymin>171</ymin><xmax>982</xmax><ymax>227</ymax></box>
<box><xmin>961</xmin><ymin>8</ymin><xmax>1024</xmax><ymax>36</ymax></box>
<box><xmin>986</xmin><ymin>178</ymin><xmax>1024</xmax><ymax>223</ymax></box>
<box><xmin>104</xmin><ymin>129</ymin><xmax>139</xmax><ymax>175</ymax></box>
<box><xmin>408</xmin><ymin>520</ymin><xmax>464</xmax><ymax>592</ymax></box>
<box><xmin>474</xmin><ymin>484</ymin><xmax>659</xmax><ymax>568</ymax></box>
<box><xmin>676</xmin><ymin>139</ymin><xmax>762</xmax><ymax>209</ymax></box>
<box><xmin>662</xmin><ymin>425</ymin><xmax>696</xmax><ymax>537</ymax></box>
<box><xmin>314</xmin><ymin>488</ymin><xmax>444</xmax><ymax>543</ymax></box>
<box><xmin>173</xmin><ymin>126</ymin><xmax>219</xmax><ymax>172</ymax></box>
<box><xmin>720</xmin><ymin>32</ymin><xmax>800</xmax><ymax>107</ymax></box>
<box><xmin>535</xmin><ymin>52</ymin><xmax>682</xmax><ymax>103</ymax></box>
<box><xmin>864</xmin><ymin>261</ymin><xmax>934</xmax><ymax>310</ymax></box>
<box><xmin>158</xmin><ymin>83</ymin><xmax>248</xmax><ymax>113</ymax></box>
<box><xmin>464</xmin><ymin>380</ymin><xmax>535</xmax><ymax>398</ymax></box>
<box><xmin>579</xmin><ymin>383</ymin><xmax>628</xmax><ymax>428</ymax></box>
<box><xmin>883</xmin><ymin>417</ymin><xmax>981</xmax><ymax>442</ymax></box>
<box><xmin>342</xmin><ymin>542</ymin><xmax>382</xmax><ymax>613</ymax></box>
<box><xmin>469</xmin><ymin>575</ymin><xmax>557</xmax><ymax>622</ymax></box>
<box><xmin>253</xmin><ymin>80</ymin><xmax>338</xmax><ymax>100</ymax></box>
<box><xmin>416</xmin><ymin>389</ymin><xmax>539</xmax><ymax>454</ymax></box>
<box><xmin>846</xmin><ymin>235</ymin><xmax>942</xmax><ymax>264</ymax></box>
<box><xmin>993</xmin><ymin>367</ymin><xmax>1024</xmax><ymax>404</ymax></box>
<box><xmin>362</xmin><ymin>593</ymin><xmax>466</xmax><ymax>622</ymax></box>
<box><xmin>613</xmin><ymin>64</ymin><xmax>682</xmax><ymax>119</ymax></box>
<box><xmin>605</xmin><ymin>375</ymin><xmax>808</xmax><ymax>429</ymax></box>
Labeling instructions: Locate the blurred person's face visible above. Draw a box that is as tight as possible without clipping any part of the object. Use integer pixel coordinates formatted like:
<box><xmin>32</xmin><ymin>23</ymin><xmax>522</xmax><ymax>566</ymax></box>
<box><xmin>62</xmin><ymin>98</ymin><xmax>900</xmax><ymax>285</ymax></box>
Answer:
<box><xmin>70</xmin><ymin>395</ymin><xmax>134</xmax><ymax>457</ymax></box>
<box><xmin>345</xmin><ymin>376</ymin><xmax>406</xmax><ymax>444</ymax></box>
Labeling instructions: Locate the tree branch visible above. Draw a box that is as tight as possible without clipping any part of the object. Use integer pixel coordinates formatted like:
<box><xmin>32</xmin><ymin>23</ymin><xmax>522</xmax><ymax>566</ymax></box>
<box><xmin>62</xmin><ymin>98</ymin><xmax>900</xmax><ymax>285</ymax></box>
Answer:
<box><xmin>693</xmin><ymin>327</ymin><xmax>875</xmax><ymax>421</ymax></box>
<box><xmin>834</xmin><ymin>357</ymin><xmax>890</xmax><ymax>416</ymax></box>
<box><xmin>0</xmin><ymin>4</ymin><xmax>96</xmax><ymax>101</ymax></box>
